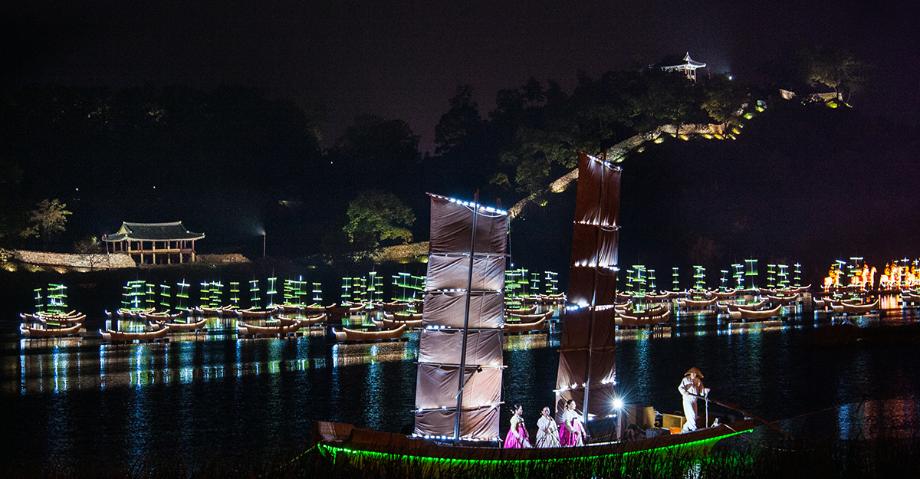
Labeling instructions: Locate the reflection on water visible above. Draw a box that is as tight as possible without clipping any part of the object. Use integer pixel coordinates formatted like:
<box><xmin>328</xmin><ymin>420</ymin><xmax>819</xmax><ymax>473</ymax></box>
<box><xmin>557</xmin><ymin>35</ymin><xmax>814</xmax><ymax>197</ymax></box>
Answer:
<box><xmin>2</xmin><ymin>309</ymin><xmax>920</xmax><ymax>475</ymax></box>
<box><xmin>9</xmin><ymin>310</ymin><xmax>920</xmax><ymax>396</ymax></box>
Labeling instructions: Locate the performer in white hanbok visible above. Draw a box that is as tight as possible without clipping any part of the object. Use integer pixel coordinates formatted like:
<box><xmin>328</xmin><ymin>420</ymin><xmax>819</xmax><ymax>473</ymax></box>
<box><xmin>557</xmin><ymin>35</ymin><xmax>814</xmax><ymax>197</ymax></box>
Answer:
<box><xmin>678</xmin><ymin>367</ymin><xmax>709</xmax><ymax>432</ymax></box>
<box><xmin>535</xmin><ymin>406</ymin><xmax>561</xmax><ymax>448</ymax></box>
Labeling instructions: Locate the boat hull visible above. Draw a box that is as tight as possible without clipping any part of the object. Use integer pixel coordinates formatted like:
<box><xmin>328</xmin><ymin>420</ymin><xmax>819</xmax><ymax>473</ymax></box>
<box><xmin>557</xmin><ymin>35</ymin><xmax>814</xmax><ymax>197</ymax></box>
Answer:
<box><xmin>311</xmin><ymin>419</ymin><xmax>755</xmax><ymax>477</ymax></box>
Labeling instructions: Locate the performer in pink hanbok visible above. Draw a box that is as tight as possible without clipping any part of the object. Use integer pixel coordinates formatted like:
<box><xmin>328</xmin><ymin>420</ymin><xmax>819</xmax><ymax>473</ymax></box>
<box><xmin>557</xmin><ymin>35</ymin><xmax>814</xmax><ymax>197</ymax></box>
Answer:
<box><xmin>503</xmin><ymin>404</ymin><xmax>532</xmax><ymax>449</ymax></box>
<box><xmin>558</xmin><ymin>399</ymin><xmax>586</xmax><ymax>446</ymax></box>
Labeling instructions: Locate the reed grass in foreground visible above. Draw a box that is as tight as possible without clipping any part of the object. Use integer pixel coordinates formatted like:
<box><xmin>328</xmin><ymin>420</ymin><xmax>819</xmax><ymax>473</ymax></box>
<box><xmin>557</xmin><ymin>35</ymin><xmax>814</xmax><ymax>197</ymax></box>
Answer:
<box><xmin>10</xmin><ymin>436</ymin><xmax>918</xmax><ymax>477</ymax></box>
<box><xmin>286</xmin><ymin>436</ymin><xmax>920</xmax><ymax>479</ymax></box>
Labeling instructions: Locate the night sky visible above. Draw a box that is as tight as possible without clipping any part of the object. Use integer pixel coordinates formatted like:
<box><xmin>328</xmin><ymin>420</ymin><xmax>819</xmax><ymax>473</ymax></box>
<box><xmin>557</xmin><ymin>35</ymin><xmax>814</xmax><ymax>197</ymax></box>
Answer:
<box><xmin>5</xmin><ymin>0</ymin><xmax>918</xmax><ymax>149</ymax></box>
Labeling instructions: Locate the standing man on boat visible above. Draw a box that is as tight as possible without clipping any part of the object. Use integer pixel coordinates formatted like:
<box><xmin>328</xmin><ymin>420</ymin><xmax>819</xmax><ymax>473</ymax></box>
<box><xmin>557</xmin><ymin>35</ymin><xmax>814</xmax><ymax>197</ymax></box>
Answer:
<box><xmin>678</xmin><ymin>367</ymin><xmax>709</xmax><ymax>432</ymax></box>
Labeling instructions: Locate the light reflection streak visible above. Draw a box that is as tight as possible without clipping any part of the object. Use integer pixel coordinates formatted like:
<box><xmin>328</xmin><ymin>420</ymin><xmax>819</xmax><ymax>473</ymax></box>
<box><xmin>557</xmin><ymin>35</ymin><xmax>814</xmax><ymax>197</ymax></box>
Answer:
<box><xmin>11</xmin><ymin>310</ymin><xmax>917</xmax><ymax>396</ymax></box>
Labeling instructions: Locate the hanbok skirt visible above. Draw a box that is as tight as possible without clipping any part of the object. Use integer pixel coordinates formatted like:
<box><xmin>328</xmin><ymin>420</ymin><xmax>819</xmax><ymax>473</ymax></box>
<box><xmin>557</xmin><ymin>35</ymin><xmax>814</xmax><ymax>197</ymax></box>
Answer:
<box><xmin>503</xmin><ymin>424</ymin><xmax>531</xmax><ymax>449</ymax></box>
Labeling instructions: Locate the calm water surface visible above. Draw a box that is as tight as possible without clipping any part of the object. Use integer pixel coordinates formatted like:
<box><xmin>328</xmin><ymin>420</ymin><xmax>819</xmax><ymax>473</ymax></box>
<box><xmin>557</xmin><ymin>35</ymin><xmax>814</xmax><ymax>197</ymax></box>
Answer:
<box><xmin>3</xmin><ymin>309</ymin><xmax>920</xmax><ymax>474</ymax></box>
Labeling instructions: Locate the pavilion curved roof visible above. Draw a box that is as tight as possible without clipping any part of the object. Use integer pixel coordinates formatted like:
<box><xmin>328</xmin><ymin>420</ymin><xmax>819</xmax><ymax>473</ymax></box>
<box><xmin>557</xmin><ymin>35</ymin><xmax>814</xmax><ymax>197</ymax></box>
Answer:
<box><xmin>661</xmin><ymin>52</ymin><xmax>706</xmax><ymax>70</ymax></box>
<box><xmin>102</xmin><ymin>221</ymin><xmax>205</xmax><ymax>242</ymax></box>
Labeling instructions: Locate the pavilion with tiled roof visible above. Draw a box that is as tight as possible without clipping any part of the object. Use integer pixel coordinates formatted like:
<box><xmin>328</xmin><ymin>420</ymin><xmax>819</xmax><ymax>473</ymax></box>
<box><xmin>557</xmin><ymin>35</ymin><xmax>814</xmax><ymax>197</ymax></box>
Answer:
<box><xmin>102</xmin><ymin>221</ymin><xmax>204</xmax><ymax>265</ymax></box>
<box><xmin>661</xmin><ymin>52</ymin><xmax>707</xmax><ymax>81</ymax></box>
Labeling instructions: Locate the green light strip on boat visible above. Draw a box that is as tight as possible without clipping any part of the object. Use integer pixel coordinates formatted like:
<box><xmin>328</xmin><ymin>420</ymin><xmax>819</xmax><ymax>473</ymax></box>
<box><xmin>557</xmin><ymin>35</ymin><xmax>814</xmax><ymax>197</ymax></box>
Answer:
<box><xmin>318</xmin><ymin>428</ymin><xmax>753</xmax><ymax>465</ymax></box>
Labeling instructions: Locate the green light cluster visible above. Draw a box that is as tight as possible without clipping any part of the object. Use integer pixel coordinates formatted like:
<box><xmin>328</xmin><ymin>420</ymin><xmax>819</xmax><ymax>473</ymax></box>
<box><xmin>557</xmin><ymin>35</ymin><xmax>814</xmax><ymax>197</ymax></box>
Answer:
<box><xmin>315</xmin><ymin>428</ymin><xmax>752</xmax><ymax>477</ymax></box>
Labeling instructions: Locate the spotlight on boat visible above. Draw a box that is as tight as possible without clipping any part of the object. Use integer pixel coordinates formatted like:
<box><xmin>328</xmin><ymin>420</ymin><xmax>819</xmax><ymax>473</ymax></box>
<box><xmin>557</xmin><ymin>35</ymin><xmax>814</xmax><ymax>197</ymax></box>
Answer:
<box><xmin>612</xmin><ymin>397</ymin><xmax>625</xmax><ymax>411</ymax></box>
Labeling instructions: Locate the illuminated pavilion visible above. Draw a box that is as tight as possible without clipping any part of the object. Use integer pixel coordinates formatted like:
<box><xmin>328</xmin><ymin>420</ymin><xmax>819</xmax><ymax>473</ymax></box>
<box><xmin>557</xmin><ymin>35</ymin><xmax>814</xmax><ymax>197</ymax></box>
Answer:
<box><xmin>102</xmin><ymin>221</ymin><xmax>204</xmax><ymax>265</ymax></box>
<box><xmin>661</xmin><ymin>52</ymin><xmax>707</xmax><ymax>81</ymax></box>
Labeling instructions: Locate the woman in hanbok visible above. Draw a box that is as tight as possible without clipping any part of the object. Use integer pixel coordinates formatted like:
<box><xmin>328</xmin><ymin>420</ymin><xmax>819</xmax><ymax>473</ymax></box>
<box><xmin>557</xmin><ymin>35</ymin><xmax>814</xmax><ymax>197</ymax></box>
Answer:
<box><xmin>503</xmin><ymin>404</ymin><xmax>531</xmax><ymax>448</ymax></box>
<box><xmin>678</xmin><ymin>367</ymin><xmax>708</xmax><ymax>432</ymax></box>
<box><xmin>535</xmin><ymin>406</ymin><xmax>561</xmax><ymax>448</ymax></box>
<box><xmin>559</xmin><ymin>400</ymin><xmax>586</xmax><ymax>446</ymax></box>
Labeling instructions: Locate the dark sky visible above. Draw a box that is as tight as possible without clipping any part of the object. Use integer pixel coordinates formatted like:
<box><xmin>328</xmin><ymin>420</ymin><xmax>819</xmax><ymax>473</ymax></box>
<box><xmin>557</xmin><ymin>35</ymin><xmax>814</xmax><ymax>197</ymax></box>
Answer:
<box><xmin>5</xmin><ymin>0</ymin><xmax>918</xmax><ymax>149</ymax></box>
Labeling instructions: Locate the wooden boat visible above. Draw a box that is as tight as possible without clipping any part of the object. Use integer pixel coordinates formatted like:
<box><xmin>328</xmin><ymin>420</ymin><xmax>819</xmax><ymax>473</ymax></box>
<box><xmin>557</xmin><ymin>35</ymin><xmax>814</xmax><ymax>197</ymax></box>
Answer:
<box><xmin>346</xmin><ymin>303</ymin><xmax>368</xmax><ymax>313</ymax></box>
<box><xmin>643</xmin><ymin>292</ymin><xmax>671</xmax><ymax>301</ymax></box>
<box><xmin>505</xmin><ymin>305</ymin><xmax>537</xmax><ymax>315</ymax></box>
<box><xmin>139</xmin><ymin>311</ymin><xmax>183</xmax><ymax>322</ymax></box>
<box><xmin>305</xmin><ymin>303</ymin><xmax>336</xmax><ymax>313</ymax></box>
<box><xmin>311</xmin><ymin>418</ymin><xmax>756</xmax><ymax>477</ymax></box>
<box><xmin>164</xmin><ymin>317</ymin><xmax>208</xmax><ymax>332</ymax></box>
<box><xmin>109</xmin><ymin>308</ymin><xmax>156</xmax><ymax>319</ymax></box>
<box><xmin>728</xmin><ymin>305</ymin><xmax>783</xmax><ymax>321</ymax></box>
<box><xmin>767</xmin><ymin>294</ymin><xmax>798</xmax><ymax>306</ymax></box>
<box><xmin>793</xmin><ymin>284</ymin><xmax>812</xmax><ymax>293</ymax></box>
<box><xmin>374</xmin><ymin>316</ymin><xmax>424</xmax><ymax>329</ymax></box>
<box><xmin>238</xmin><ymin>319</ymin><xmax>303</xmax><ymax>336</ymax></box>
<box><xmin>617</xmin><ymin>308</ymin><xmax>672</xmax><ymax>328</ymax></box>
<box><xmin>385</xmin><ymin>311</ymin><xmax>423</xmax><ymax>321</ymax></box>
<box><xmin>711</xmin><ymin>290</ymin><xmax>738</xmax><ymax>299</ymax></box>
<box><xmin>20</xmin><ymin>322</ymin><xmax>83</xmax><ymax>338</ymax></box>
<box><xmin>333</xmin><ymin>324</ymin><xmax>407</xmax><ymax>343</ymax></box>
<box><xmin>614</xmin><ymin>304</ymin><xmax>667</xmax><ymax>317</ymax></box>
<box><xmin>20</xmin><ymin>312</ymin><xmax>87</xmax><ymax>324</ymax></box>
<box><xmin>679</xmin><ymin>297</ymin><xmax>717</xmax><ymax>309</ymax></box>
<box><xmin>100</xmin><ymin>325</ymin><xmax>170</xmax><ymax>341</ymax></box>
<box><xmin>31</xmin><ymin>310</ymin><xmax>83</xmax><ymax>320</ymax></box>
<box><xmin>281</xmin><ymin>304</ymin><xmax>305</xmax><ymax>313</ymax></box>
<box><xmin>725</xmin><ymin>300</ymin><xmax>767</xmax><ymax>312</ymax></box>
<box><xmin>839</xmin><ymin>299</ymin><xmax>879</xmax><ymax>314</ymax></box>
<box><xmin>380</xmin><ymin>301</ymin><xmax>410</xmax><ymax>313</ymax></box>
<box><xmin>503</xmin><ymin>316</ymin><xmax>547</xmax><ymax>333</ymax></box>
<box><xmin>277</xmin><ymin>313</ymin><xmax>327</xmax><ymax>326</ymax></box>
<box><xmin>234</xmin><ymin>307</ymin><xmax>279</xmax><ymax>319</ymax></box>
<box><xmin>901</xmin><ymin>292</ymin><xmax>920</xmax><ymax>304</ymax></box>
<box><xmin>193</xmin><ymin>305</ymin><xmax>235</xmax><ymax>316</ymax></box>
<box><xmin>506</xmin><ymin>310</ymin><xmax>554</xmax><ymax>322</ymax></box>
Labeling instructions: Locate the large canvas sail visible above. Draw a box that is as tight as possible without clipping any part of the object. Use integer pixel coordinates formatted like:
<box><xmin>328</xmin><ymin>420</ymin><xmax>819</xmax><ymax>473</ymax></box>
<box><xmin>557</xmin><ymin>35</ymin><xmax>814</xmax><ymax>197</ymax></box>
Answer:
<box><xmin>555</xmin><ymin>152</ymin><xmax>621</xmax><ymax>421</ymax></box>
<box><xmin>414</xmin><ymin>194</ymin><xmax>508</xmax><ymax>441</ymax></box>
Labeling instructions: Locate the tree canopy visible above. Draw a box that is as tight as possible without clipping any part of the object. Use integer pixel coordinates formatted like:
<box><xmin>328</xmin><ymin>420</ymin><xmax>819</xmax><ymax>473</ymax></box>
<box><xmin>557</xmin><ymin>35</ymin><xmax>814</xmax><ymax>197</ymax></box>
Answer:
<box><xmin>343</xmin><ymin>191</ymin><xmax>416</xmax><ymax>251</ymax></box>
<box><xmin>20</xmin><ymin>198</ymin><xmax>72</xmax><ymax>246</ymax></box>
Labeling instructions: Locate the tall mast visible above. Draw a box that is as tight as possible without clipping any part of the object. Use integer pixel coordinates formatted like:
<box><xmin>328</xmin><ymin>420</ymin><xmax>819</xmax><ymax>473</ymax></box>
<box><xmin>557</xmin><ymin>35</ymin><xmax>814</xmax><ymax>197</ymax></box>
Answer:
<box><xmin>453</xmin><ymin>192</ymin><xmax>479</xmax><ymax>441</ymax></box>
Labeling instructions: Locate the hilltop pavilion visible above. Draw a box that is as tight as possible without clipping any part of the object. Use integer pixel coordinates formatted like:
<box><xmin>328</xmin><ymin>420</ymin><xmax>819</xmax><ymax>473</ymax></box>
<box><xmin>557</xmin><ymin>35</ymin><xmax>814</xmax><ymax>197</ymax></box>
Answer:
<box><xmin>102</xmin><ymin>221</ymin><xmax>204</xmax><ymax>265</ymax></box>
<box><xmin>661</xmin><ymin>52</ymin><xmax>706</xmax><ymax>81</ymax></box>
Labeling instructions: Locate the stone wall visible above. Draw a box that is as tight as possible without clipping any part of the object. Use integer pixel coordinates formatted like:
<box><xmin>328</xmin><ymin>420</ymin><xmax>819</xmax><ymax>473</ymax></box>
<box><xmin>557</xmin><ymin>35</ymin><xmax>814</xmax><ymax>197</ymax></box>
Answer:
<box><xmin>368</xmin><ymin>241</ymin><xmax>429</xmax><ymax>263</ymax></box>
<box><xmin>196</xmin><ymin>253</ymin><xmax>251</xmax><ymax>264</ymax></box>
<box><xmin>13</xmin><ymin>250</ymin><xmax>136</xmax><ymax>271</ymax></box>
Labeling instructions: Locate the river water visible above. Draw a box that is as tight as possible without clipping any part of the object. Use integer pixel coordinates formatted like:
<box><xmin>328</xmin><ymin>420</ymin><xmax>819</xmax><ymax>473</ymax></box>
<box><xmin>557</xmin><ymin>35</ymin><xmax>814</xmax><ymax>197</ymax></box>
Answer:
<box><xmin>3</xmin><ymin>307</ymin><xmax>920</xmax><ymax>475</ymax></box>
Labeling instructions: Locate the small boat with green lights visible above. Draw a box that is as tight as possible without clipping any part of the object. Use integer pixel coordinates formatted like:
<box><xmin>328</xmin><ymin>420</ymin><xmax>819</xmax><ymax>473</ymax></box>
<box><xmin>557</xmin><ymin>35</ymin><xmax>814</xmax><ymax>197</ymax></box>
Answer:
<box><xmin>20</xmin><ymin>321</ymin><xmax>84</xmax><ymax>338</ymax></box>
<box><xmin>20</xmin><ymin>311</ymin><xmax>86</xmax><ymax>324</ymax></box>
<box><xmin>237</xmin><ymin>318</ymin><xmax>304</xmax><ymax>337</ymax></box>
<box><xmin>139</xmin><ymin>310</ymin><xmax>184</xmax><ymax>322</ymax></box>
<box><xmin>164</xmin><ymin>317</ymin><xmax>208</xmax><ymax>332</ymax></box>
<box><xmin>728</xmin><ymin>304</ymin><xmax>782</xmax><ymax>321</ymax></box>
<box><xmin>234</xmin><ymin>306</ymin><xmax>279</xmax><ymax>319</ymax></box>
<box><xmin>502</xmin><ymin>313</ymin><xmax>549</xmax><ymax>333</ymax></box>
<box><xmin>100</xmin><ymin>324</ymin><xmax>170</xmax><ymax>342</ymax></box>
<box><xmin>375</xmin><ymin>315</ymin><xmax>423</xmax><ymax>328</ymax></box>
<box><xmin>839</xmin><ymin>299</ymin><xmax>879</xmax><ymax>314</ymax></box>
<box><xmin>332</xmin><ymin>324</ymin><xmax>408</xmax><ymax>343</ymax></box>
<box><xmin>616</xmin><ymin>308</ymin><xmax>672</xmax><ymax>328</ymax></box>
